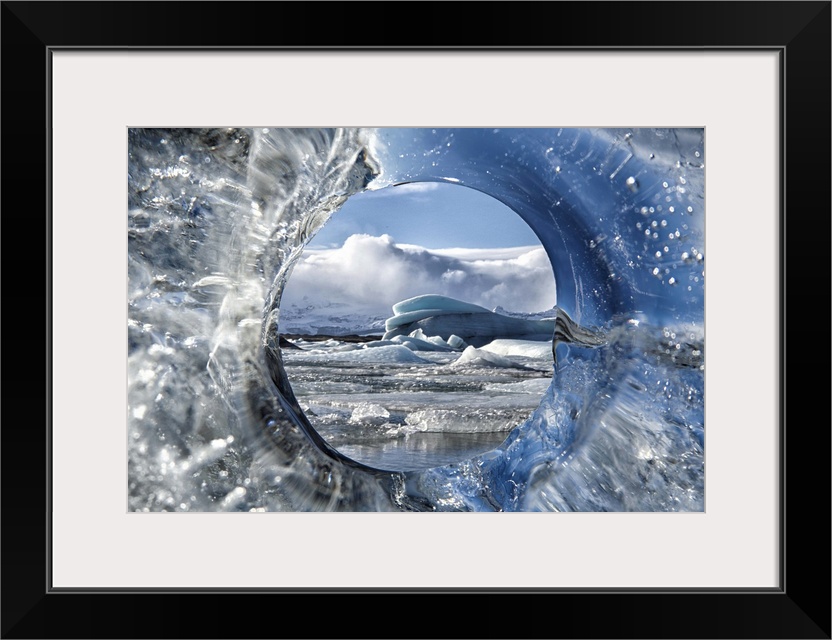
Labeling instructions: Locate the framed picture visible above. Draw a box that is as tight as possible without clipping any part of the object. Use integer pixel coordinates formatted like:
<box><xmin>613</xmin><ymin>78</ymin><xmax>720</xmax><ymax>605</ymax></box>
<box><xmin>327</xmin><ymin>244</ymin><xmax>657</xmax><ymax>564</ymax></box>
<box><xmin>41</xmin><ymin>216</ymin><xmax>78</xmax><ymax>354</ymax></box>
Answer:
<box><xmin>4</xmin><ymin>1</ymin><xmax>829</xmax><ymax>638</ymax></box>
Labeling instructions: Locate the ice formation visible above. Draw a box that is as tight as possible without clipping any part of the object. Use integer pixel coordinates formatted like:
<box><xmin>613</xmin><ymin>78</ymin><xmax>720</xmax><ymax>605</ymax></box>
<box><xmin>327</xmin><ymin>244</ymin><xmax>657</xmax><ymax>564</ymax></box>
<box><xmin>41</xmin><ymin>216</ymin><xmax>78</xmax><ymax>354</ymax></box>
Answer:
<box><xmin>451</xmin><ymin>345</ymin><xmax>531</xmax><ymax>369</ymax></box>
<box><xmin>382</xmin><ymin>294</ymin><xmax>556</xmax><ymax>347</ymax></box>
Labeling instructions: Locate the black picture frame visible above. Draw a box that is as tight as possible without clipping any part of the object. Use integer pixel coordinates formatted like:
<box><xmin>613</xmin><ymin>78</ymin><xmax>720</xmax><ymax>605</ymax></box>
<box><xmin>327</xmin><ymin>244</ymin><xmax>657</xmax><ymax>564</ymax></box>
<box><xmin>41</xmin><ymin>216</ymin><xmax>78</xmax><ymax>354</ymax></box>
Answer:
<box><xmin>2</xmin><ymin>2</ymin><xmax>829</xmax><ymax>638</ymax></box>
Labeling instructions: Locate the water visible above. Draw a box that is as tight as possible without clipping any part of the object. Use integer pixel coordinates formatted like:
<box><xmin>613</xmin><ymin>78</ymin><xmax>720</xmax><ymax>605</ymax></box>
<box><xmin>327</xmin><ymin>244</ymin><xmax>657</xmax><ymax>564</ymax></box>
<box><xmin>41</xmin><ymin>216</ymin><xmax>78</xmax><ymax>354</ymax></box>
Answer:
<box><xmin>283</xmin><ymin>337</ymin><xmax>554</xmax><ymax>471</ymax></box>
<box><xmin>128</xmin><ymin>127</ymin><xmax>704</xmax><ymax>512</ymax></box>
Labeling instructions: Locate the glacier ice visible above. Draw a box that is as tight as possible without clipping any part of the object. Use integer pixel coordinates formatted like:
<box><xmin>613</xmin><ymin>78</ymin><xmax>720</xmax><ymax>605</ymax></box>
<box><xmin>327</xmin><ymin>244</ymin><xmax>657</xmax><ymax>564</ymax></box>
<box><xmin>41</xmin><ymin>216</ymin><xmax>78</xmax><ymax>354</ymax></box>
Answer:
<box><xmin>382</xmin><ymin>294</ymin><xmax>556</xmax><ymax>346</ymax></box>
<box><xmin>391</xmin><ymin>294</ymin><xmax>493</xmax><ymax>316</ymax></box>
<box><xmin>451</xmin><ymin>345</ymin><xmax>533</xmax><ymax>370</ymax></box>
<box><xmin>479</xmin><ymin>339</ymin><xmax>554</xmax><ymax>361</ymax></box>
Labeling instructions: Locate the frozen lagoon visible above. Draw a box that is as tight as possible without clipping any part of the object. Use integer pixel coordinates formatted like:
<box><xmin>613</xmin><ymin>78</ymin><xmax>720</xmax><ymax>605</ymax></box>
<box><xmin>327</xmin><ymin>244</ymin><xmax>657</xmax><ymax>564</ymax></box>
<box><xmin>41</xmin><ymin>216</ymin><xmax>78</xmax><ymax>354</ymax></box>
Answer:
<box><xmin>283</xmin><ymin>334</ymin><xmax>554</xmax><ymax>471</ymax></box>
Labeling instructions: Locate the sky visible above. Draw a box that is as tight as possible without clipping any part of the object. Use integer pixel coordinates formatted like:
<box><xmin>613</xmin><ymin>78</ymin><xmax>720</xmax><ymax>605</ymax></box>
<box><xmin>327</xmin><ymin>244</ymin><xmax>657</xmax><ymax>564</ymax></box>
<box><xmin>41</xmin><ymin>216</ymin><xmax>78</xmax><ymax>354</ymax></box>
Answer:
<box><xmin>307</xmin><ymin>181</ymin><xmax>542</xmax><ymax>250</ymax></box>
<box><xmin>282</xmin><ymin>182</ymin><xmax>557</xmax><ymax>322</ymax></box>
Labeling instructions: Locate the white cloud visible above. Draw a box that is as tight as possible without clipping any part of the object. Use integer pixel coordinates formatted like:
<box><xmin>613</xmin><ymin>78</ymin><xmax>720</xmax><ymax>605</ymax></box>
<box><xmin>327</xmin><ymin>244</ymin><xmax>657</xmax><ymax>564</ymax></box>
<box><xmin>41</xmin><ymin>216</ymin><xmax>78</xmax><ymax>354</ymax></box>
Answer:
<box><xmin>364</xmin><ymin>182</ymin><xmax>443</xmax><ymax>197</ymax></box>
<box><xmin>281</xmin><ymin>233</ymin><xmax>557</xmax><ymax>318</ymax></box>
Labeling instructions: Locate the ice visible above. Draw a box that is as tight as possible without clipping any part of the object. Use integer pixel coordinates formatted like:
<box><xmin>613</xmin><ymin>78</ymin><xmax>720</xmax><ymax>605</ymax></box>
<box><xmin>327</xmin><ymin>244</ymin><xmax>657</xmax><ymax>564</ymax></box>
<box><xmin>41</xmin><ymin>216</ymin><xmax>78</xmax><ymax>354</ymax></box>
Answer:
<box><xmin>342</xmin><ymin>344</ymin><xmax>432</xmax><ymax>364</ymax></box>
<box><xmin>294</xmin><ymin>344</ymin><xmax>432</xmax><ymax>364</ymax></box>
<box><xmin>363</xmin><ymin>329</ymin><xmax>462</xmax><ymax>353</ymax></box>
<box><xmin>451</xmin><ymin>345</ymin><xmax>529</xmax><ymax>369</ymax></box>
<box><xmin>128</xmin><ymin>127</ymin><xmax>704</xmax><ymax>512</ymax></box>
<box><xmin>349</xmin><ymin>403</ymin><xmax>391</xmax><ymax>425</ymax></box>
<box><xmin>480</xmin><ymin>339</ymin><xmax>554</xmax><ymax>361</ymax></box>
<box><xmin>483</xmin><ymin>378</ymin><xmax>552</xmax><ymax>394</ymax></box>
<box><xmin>447</xmin><ymin>334</ymin><xmax>468</xmax><ymax>349</ymax></box>
<box><xmin>390</xmin><ymin>335</ymin><xmax>454</xmax><ymax>352</ymax></box>
<box><xmin>382</xmin><ymin>294</ymin><xmax>556</xmax><ymax>345</ymax></box>
<box><xmin>385</xmin><ymin>307</ymin><xmax>478</xmax><ymax>331</ymax></box>
<box><xmin>403</xmin><ymin>408</ymin><xmax>520</xmax><ymax>433</ymax></box>
<box><xmin>408</xmin><ymin>328</ymin><xmax>456</xmax><ymax>349</ymax></box>
<box><xmin>392</xmin><ymin>294</ymin><xmax>492</xmax><ymax>316</ymax></box>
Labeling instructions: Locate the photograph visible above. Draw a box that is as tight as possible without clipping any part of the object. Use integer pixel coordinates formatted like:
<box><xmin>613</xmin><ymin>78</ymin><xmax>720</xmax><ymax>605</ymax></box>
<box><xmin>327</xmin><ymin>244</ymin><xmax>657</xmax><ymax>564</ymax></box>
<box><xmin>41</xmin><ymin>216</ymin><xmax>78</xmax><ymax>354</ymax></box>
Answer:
<box><xmin>128</xmin><ymin>127</ymin><xmax>705</xmax><ymax>512</ymax></box>
<box><xmin>3</xmin><ymin>0</ymin><xmax>825</xmax><ymax>634</ymax></box>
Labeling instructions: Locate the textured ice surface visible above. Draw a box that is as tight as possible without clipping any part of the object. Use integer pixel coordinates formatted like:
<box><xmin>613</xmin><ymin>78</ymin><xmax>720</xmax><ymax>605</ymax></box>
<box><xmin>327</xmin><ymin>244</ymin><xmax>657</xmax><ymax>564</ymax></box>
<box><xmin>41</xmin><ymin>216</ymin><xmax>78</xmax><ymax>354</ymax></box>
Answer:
<box><xmin>383</xmin><ymin>294</ymin><xmax>555</xmax><ymax>345</ymax></box>
<box><xmin>480</xmin><ymin>339</ymin><xmax>554</xmax><ymax>361</ymax></box>
<box><xmin>298</xmin><ymin>344</ymin><xmax>431</xmax><ymax>365</ymax></box>
<box><xmin>392</xmin><ymin>294</ymin><xmax>492</xmax><ymax>316</ymax></box>
<box><xmin>451</xmin><ymin>345</ymin><xmax>531</xmax><ymax>369</ymax></box>
<box><xmin>390</xmin><ymin>336</ymin><xmax>454</xmax><ymax>352</ymax></box>
<box><xmin>384</xmin><ymin>311</ymin><xmax>556</xmax><ymax>345</ymax></box>
<box><xmin>349</xmin><ymin>402</ymin><xmax>391</xmax><ymax>425</ymax></box>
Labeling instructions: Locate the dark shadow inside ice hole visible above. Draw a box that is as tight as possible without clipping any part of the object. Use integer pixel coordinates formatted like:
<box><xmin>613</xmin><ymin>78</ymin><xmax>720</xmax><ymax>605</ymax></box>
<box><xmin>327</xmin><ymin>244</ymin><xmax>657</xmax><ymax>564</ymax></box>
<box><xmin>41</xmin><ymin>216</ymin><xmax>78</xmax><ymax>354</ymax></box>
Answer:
<box><xmin>278</xmin><ymin>182</ymin><xmax>558</xmax><ymax>472</ymax></box>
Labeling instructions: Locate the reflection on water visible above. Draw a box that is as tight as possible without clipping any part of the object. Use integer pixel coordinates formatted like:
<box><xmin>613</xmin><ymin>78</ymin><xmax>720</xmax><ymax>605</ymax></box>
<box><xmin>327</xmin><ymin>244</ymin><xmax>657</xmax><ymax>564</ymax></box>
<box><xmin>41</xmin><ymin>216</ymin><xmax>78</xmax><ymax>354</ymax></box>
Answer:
<box><xmin>330</xmin><ymin>431</ymin><xmax>511</xmax><ymax>472</ymax></box>
<box><xmin>283</xmin><ymin>338</ymin><xmax>554</xmax><ymax>470</ymax></box>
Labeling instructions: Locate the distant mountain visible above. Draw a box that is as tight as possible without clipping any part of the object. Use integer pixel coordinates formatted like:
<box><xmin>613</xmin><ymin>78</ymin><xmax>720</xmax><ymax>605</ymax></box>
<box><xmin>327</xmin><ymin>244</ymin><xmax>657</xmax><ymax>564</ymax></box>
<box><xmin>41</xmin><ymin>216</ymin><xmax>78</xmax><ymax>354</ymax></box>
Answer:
<box><xmin>278</xmin><ymin>299</ymin><xmax>387</xmax><ymax>336</ymax></box>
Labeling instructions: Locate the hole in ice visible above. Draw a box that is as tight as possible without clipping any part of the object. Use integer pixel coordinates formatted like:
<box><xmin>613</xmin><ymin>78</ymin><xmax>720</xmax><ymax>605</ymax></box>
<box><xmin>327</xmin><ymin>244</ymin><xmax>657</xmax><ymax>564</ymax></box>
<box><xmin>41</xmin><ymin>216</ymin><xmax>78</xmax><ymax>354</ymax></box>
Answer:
<box><xmin>279</xmin><ymin>181</ymin><xmax>558</xmax><ymax>471</ymax></box>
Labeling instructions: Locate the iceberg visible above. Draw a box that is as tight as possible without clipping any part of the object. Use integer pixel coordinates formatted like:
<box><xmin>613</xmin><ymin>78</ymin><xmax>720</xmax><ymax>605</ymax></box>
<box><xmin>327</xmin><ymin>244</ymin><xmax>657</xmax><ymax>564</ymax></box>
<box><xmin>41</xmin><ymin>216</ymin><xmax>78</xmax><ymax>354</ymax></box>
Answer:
<box><xmin>392</xmin><ymin>294</ymin><xmax>493</xmax><ymax>316</ymax></box>
<box><xmin>451</xmin><ymin>345</ymin><xmax>532</xmax><ymax>370</ymax></box>
<box><xmin>479</xmin><ymin>339</ymin><xmax>555</xmax><ymax>361</ymax></box>
<box><xmin>382</xmin><ymin>294</ymin><xmax>555</xmax><ymax>347</ymax></box>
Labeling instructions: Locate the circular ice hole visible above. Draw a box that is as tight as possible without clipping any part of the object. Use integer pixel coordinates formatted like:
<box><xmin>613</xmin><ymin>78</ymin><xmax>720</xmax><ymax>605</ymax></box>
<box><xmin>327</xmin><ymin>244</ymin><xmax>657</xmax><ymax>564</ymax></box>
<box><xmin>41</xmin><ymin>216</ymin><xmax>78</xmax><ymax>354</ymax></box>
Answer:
<box><xmin>279</xmin><ymin>182</ymin><xmax>557</xmax><ymax>472</ymax></box>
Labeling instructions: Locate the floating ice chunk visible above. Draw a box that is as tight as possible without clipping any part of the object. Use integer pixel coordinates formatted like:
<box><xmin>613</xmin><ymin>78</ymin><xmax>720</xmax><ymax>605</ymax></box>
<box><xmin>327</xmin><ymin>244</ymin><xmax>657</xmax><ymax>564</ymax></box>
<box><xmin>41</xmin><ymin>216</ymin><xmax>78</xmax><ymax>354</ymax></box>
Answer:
<box><xmin>310</xmin><ymin>339</ymin><xmax>345</xmax><ymax>348</ymax></box>
<box><xmin>483</xmin><ymin>378</ymin><xmax>552</xmax><ymax>394</ymax></box>
<box><xmin>390</xmin><ymin>335</ymin><xmax>454</xmax><ymax>352</ymax></box>
<box><xmin>404</xmin><ymin>408</ymin><xmax>518</xmax><ymax>433</ymax></box>
<box><xmin>300</xmin><ymin>344</ymin><xmax>432</xmax><ymax>364</ymax></box>
<box><xmin>451</xmin><ymin>345</ymin><xmax>528</xmax><ymax>369</ymax></box>
<box><xmin>361</xmin><ymin>339</ymin><xmax>399</xmax><ymax>348</ymax></box>
<box><xmin>480</xmin><ymin>339</ymin><xmax>554</xmax><ymax>360</ymax></box>
<box><xmin>361</xmin><ymin>337</ymin><xmax>450</xmax><ymax>352</ymax></box>
<box><xmin>409</xmin><ymin>328</ymin><xmax>448</xmax><ymax>346</ymax></box>
<box><xmin>349</xmin><ymin>402</ymin><xmax>391</xmax><ymax>425</ymax></box>
<box><xmin>333</xmin><ymin>343</ymin><xmax>363</xmax><ymax>352</ymax></box>
<box><xmin>447</xmin><ymin>334</ymin><xmax>468</xmax><ymax>349</ymax></box>
<box><xmin>406</xmin><ymin>329</ymin><xmax>467</xmax><ymax>351</ymax></box>
<box><xmin>346</xmin><ymin>345</ymin><xmax>432</xmax><ymax>363</ymax></box>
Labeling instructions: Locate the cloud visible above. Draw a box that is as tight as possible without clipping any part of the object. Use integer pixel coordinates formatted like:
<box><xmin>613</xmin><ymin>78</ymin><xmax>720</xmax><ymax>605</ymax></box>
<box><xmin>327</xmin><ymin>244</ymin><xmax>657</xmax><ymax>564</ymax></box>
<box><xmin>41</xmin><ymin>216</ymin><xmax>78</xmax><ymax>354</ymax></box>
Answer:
<box><xmin>364</xmin><ymin>182</ymin><xmax>444</xmax><ymax>198</ymax></box>
<box><xmin>281</xmin><ymin>233</ymin><xmax>557</xmax><ymax>317</ymax></box>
